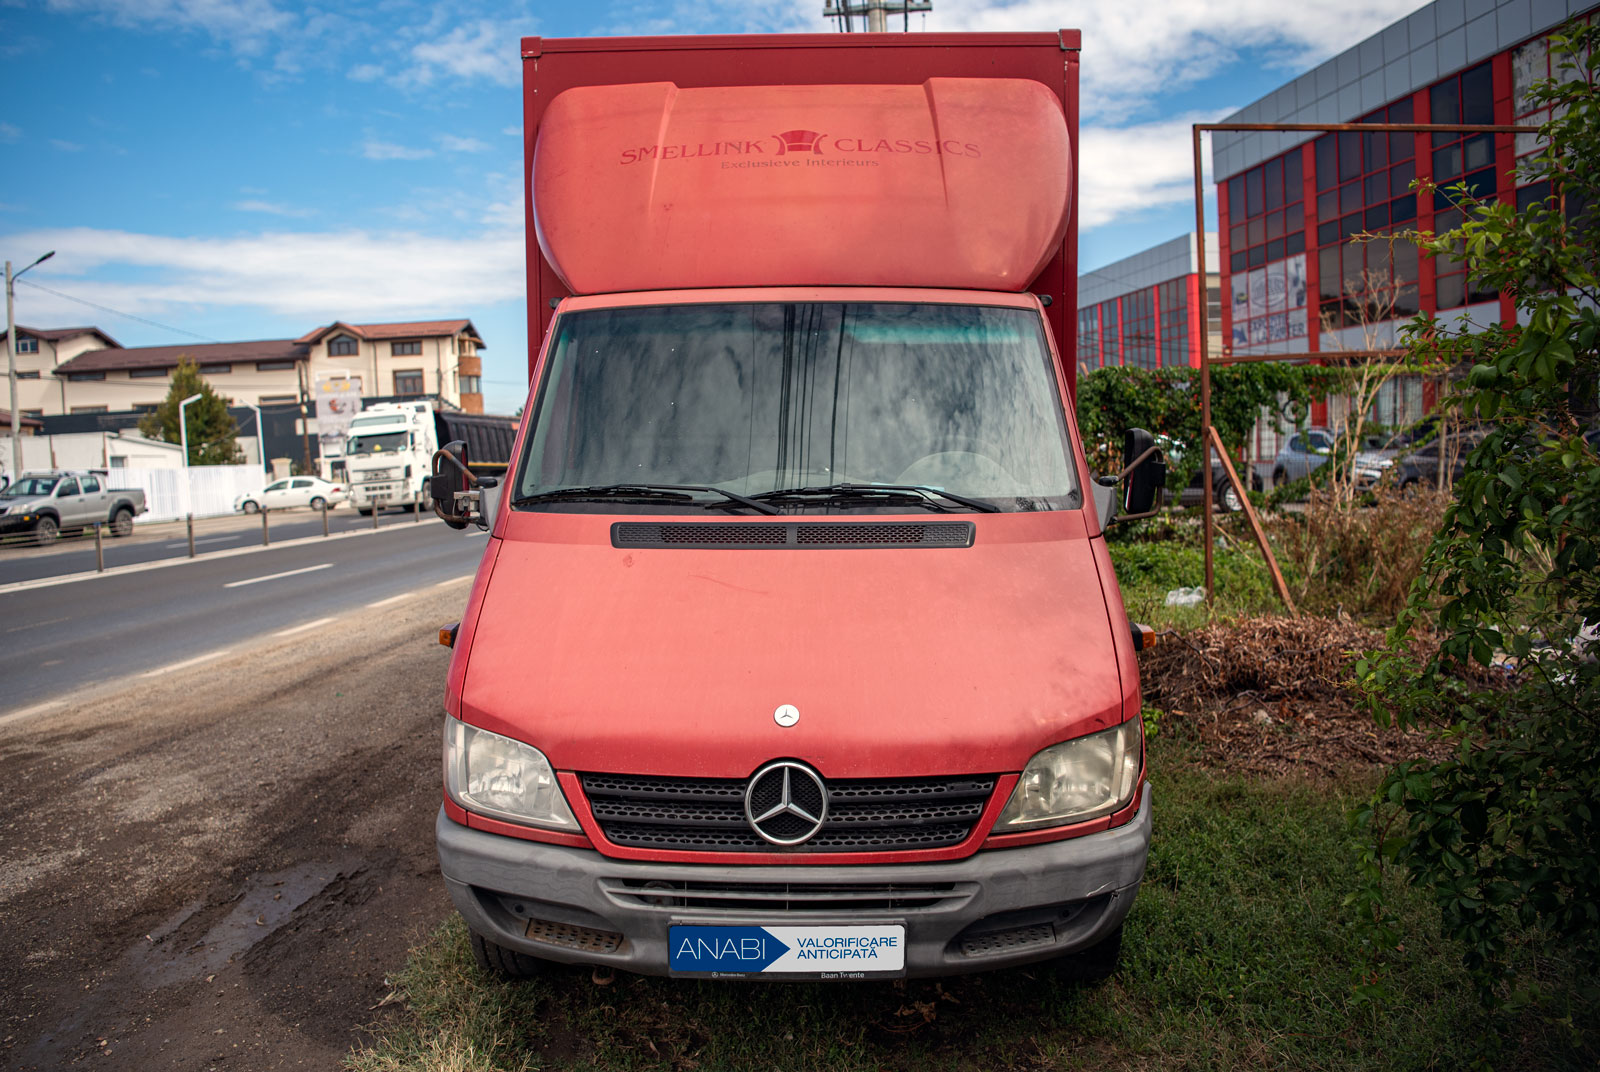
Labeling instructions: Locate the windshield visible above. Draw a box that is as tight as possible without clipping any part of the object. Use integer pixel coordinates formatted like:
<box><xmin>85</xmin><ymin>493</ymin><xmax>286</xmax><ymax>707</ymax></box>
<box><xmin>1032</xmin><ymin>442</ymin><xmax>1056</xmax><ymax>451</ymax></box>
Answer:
<box><xmin>346</xmin><ymin>430</ymin><xmax>409</xmax><ymax>455</ymax></box>
<box><xmin>515</xmin><ymin>302</ymin><xmax>1080</xmax><ymax>513</ymax></box>
<box><xmin>3</xmin><ymin>476</ymin><xmax>59</xmax><ymax>497</ymax></box>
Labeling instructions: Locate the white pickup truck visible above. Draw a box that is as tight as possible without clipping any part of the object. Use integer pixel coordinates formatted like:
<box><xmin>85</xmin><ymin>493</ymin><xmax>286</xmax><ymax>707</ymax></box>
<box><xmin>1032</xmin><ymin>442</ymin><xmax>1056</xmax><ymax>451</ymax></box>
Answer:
<box><xmin>0</xmin><ymin>470</ymin><xmax>148</xmax><ymax>545</ymax></box>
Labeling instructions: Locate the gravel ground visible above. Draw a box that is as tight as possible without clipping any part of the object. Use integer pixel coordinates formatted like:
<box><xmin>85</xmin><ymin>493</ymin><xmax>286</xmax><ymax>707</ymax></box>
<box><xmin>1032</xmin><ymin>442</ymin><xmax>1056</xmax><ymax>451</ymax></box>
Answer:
<box><xmin>0</xmin><ymin>585</ymin><xmax>465</xmax><ymax>1070</ymax></box>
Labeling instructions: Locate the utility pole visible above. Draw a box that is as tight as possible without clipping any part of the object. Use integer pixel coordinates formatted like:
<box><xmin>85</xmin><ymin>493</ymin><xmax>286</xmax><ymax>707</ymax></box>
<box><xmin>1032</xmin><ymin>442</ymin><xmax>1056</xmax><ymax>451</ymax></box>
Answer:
<box><xmin>822</xmin><ymin>0</ymin><xmax>931</xmax><ymax>32</ymax></box>
<box><xmin>6</xmin><ymin>251</ymin><xmax>54</xmax><ymax>477</ymax></box>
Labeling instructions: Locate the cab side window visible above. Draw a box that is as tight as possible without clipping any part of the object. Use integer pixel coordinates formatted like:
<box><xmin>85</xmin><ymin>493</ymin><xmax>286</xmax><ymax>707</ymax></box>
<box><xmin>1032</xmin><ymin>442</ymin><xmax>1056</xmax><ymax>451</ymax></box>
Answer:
<box><xmin>81</xmin><ymin>476</ymin><xmax>101</xmax><ymax>493</ymax></box>
<box><xmin>57</xmin><ymin>478</ymin><xmax>80</xmax><ymax>496</ymax></box>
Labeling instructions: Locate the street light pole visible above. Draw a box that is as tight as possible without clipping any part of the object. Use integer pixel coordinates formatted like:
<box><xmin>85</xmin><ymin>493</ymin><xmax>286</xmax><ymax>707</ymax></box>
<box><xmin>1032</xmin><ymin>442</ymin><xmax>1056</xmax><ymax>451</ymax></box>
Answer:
<box><xmin>6</xmin><ymin>250</ymin><xmax>55</xmax><ymax>478</ymax></box>
<box><xmin>178</xmin><ymin>393</ymin><xmax>203</xmax><ymax>467</ymax></box>
<box><xmin>249</xmin><ymin>403</ymin><xmax>265</xmax><ymax>471</ymax></box>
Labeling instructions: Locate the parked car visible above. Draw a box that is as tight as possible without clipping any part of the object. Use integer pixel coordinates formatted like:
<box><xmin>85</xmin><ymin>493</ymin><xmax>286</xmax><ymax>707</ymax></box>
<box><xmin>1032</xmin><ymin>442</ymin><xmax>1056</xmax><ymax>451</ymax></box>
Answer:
<box><xmin>0</xmin><ymin>470</ymin><xmax>148</xmax><ymax>545</ymax></box>
<box><xmin>1354</xmin><ymin>432</ymin><xmax>1482</xmax><ymax>491</ymax></box>
<box><xmin>1270</xmin><ymin>428</ymin><xmax>1336</xmax><ymax>484</ymax></box>
<box><xmin>234</xmin><ymin>476</ymin><xmax>346</xmax><ymax>514</ymax></box>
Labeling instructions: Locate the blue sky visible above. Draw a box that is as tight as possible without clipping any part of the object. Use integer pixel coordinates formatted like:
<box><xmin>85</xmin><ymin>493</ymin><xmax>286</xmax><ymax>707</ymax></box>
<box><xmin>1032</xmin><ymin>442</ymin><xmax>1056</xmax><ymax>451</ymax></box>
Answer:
<box><xmin>3</xmin><ymin>0</ymin><xmax>1423</xmax><ymax>414</ymax></box>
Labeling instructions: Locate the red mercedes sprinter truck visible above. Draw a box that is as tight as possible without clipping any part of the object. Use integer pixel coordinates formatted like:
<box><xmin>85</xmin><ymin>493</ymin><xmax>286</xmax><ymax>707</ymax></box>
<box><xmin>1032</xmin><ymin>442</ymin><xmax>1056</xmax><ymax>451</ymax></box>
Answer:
<box><xmin>430</xmin><ymin>31</ymin><xmax>1166</xmax><ymax>982</ymax></box>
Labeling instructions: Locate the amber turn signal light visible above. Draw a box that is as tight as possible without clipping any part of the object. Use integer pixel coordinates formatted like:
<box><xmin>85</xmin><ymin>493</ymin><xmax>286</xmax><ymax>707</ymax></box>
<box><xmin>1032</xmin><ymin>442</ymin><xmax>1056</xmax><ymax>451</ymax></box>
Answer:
<box><xmin>440</xmin><ymin>622</ymin><xmax>460</xmax><ymax>649</ymax></box>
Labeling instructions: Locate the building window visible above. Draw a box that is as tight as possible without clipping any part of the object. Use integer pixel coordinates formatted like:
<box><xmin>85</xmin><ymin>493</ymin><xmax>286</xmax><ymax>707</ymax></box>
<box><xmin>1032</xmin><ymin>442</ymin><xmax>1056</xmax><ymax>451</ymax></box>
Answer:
<box><xmin>259</xmin><ymin>395</ymin><xmax>298</xmax><ymax>405</ymax></box>
<box><xmin>1076</xmin><ymin>306</ymin><xmax>1101</xmax><ymax>368</ymax></box>
<box><xmin>67</xmin><ymin>371</ymin><xmax>105</xmax><ymax>381</ymax></box>
<box><xmin>133</xmin><ymin>403</ymin><xmax>158</xmax><ymax>413</ymax></box>
<box><xmin>460</xmin><ymin>375</ymin><xmax>482</xmax><ymax>394</ymax></box>
<box><xmin>1158</xmin><ymin>279</ymin><xmax>1191</xmax><ymax>367</ymax></box>
<box><xmin>130</xmin><ymin>367</ymin><xmax>168</xmax><ymax>378</ymax></box>
<box><xmin>199</xmin><ymin>363</ymin><xmax>232</xmax><ymax>374</ymax></box>
<box><xmin>256</xmin><ymin>360</ymin><xmax>296</xmax><ymax>371</ymax></box>
<box><xmin>329</xmin><ymin>335</ymin><xmax>359</xmax><ymax>356</ymax></box>
<box><xmin>16</xmin><ymin>370</ymin><xmax>39</xmax><ymax>380</ymax></box>
<box><xmin>391</xmin><ymin>340</ymin><xmax>421</xmax><ymax>355</ymax></box>
<box><xmin>71</xmin><ymin>406</ymin><xmax>108</xmax><ymax>414</ymax></box>
<box><xmin>1312</xmin><ymin>100</ymin><xmax>1421</xmax><ymax>329</ymax></box>
<box><xmin>15</xmin><ymin>336</ymin><xmax>38</xmax><ymax>354</ymax></box>
<box><xmin>394</xmin><ymin>370</ymin><xmax>424</xmax><ymax>396</ymax></box>
<box><xmin>22</xmin><ymin>409</ymin><xmax>43</xmax><ymax>418</ymax></box>
<box><xmin>1226</xmin><ymin>146</ymin><xmax>1310</xmax><ymax>350</ymax></box>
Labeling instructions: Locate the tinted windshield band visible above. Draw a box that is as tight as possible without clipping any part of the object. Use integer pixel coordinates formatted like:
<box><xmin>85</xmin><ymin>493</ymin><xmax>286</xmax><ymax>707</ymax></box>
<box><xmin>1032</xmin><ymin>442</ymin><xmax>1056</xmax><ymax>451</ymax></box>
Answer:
<box><xmin>514</xmin><ymin>302</ymin><xmax>1079</xmax><ymax>514</ymax></box>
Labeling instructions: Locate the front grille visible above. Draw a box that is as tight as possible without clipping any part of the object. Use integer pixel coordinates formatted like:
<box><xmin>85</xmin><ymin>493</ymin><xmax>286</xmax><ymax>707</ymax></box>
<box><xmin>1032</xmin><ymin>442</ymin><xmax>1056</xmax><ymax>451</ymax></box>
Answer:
<box><xmin>602</xmin><ymin>878</ymin><xmax>972</xmax><ymax>913</ymax></box>
<box><xmin>611</xmin><ymin>521</ymin><xmax>974</xmax><ymax>550</ymax></box>
<box><xmin>579</xmin><ymin>772</ymin><xmax>996</xmax><ymax>853</ymax></box>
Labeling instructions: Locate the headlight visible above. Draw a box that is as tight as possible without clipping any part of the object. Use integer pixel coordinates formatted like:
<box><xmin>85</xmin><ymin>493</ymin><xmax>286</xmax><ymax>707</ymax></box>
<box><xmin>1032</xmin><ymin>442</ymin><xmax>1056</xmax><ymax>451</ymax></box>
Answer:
<box><xmin>995</xmin><ymin>719</ymin><xmax>1142</xmax><ymax>830</ymax></box>
<box><xmin>443</xmin><ymin>715</ymin><xmax>578</xmax><ymax>830</ymax></box>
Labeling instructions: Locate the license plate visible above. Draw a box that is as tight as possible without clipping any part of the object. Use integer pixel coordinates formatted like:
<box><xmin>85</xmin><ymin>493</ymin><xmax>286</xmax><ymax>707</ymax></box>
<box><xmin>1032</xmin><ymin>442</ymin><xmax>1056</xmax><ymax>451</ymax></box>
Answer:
<box><xmin>668</xmin><ymin>924</ymin><xmax>905</xmax><ymax>979</ymax></box>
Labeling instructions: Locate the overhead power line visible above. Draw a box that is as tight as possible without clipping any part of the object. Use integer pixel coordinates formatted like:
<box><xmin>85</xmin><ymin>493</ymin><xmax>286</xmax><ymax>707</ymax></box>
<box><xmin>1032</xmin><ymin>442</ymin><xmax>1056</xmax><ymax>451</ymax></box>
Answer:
<box><xmin>15</xmin><ymin>278</ymin><xmax>222</xmax><ymax>343</ymax></box>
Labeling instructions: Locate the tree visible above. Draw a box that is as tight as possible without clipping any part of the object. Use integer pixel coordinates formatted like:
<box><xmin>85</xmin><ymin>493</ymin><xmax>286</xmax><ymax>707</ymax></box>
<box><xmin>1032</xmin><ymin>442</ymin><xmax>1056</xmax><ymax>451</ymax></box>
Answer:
<box><xmin>1353</xmin><ymin>24</ymin><xmax>1600</xmax><ymax>1014</ymax></box>
<box><xmin>138</xmin><ymin>357</ymin><xmax>243</xmax><ymax>465</ymax></box>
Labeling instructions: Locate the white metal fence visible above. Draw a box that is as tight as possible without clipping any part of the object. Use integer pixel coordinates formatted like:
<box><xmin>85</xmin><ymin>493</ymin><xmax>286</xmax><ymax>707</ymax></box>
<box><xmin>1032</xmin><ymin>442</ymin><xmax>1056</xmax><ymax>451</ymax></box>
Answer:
<box><xmin>105</xmin><ymin>466</ymin><xmax>266</xmax><ymax>523</ymax></box>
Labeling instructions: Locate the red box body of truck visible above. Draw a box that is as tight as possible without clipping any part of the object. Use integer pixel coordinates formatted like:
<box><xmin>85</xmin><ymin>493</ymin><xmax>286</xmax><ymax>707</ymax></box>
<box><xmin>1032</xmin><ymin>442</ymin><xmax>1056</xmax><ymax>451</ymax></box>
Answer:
<box><xmin>434</xmin><ymin>31</ymin><xmax>1156</xmax><ymax>982</ymax></box>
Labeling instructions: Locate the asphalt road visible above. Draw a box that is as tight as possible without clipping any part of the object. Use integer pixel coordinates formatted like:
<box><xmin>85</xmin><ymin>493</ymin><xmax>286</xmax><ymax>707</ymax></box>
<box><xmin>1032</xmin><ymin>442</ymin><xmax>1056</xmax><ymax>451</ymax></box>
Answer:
<box><xmin>0</xmin><ymin>505</ymin><xmax>434</xmax><ymax>586</ymax></box>
<box><xmin>0</xmin><ymin>519</ymin><xmax>490</xmax><ymax>716</ymax></box>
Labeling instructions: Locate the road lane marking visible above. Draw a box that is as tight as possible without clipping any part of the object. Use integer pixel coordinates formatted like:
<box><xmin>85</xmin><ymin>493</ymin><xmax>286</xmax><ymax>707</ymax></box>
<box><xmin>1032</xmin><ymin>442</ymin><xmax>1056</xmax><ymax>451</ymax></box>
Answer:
<box><xmin>6</xmin><ymin>617</ymin><xmax>69</xmax><ymax>633</ymax></box>
<box><xmin>223</xmin><ymin>563</ymin><xmax>333</xmax><ymax>588</ymax></box>
<box><xmin>142</xmin><ymin>650</ymin><xmax>231</xmax><ymax>677</ymax></box>
<box><xmin>365</xmin><ymin>592</ymin><xmax>414</xmax><ymax>608</ymax></box>
<box><xmin>274</xmin><ymin>616</ymin><xmax>337</xmax><ymax>637</ymax></box>
<box><xmin>0</xmin><ymin>517</ymin><xmax>445</xmax><ymax>595</ymax></box>
<box><xmin>436</xmin><ymin>575</ymin><xmax>473</xmax><ymax>586</ymax></box>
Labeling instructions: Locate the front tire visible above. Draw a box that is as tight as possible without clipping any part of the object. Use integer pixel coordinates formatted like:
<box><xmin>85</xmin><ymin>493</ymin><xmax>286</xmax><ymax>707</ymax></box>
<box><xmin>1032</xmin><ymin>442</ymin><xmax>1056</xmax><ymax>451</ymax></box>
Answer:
<box><xmin>241</xmin><ymin>500</ymin><xmax>260</xmax><ymax>515</ymax></box>
<box><xmin>357</xmin><ymin>507</ymin><xmax>373</xmax><ymax>517</ymax></box>
<box><xmin>34</xmin><ymin>516</ymin><xmax>59</xmax><ymax>546</ymax></box>
<box><xmin>110</xmin><ymin>507</ymin><xmax>134</xmax><ymax>538</ymax></box>
<box><xmin>469</xmin><ymin>929</ymin><xmax>546</xmax><ymax>980</ymax></box>
<box><xmin>1055</xmin><ymin>923</ymin><xmax>1123</xmax><ymax>985</ymax></box>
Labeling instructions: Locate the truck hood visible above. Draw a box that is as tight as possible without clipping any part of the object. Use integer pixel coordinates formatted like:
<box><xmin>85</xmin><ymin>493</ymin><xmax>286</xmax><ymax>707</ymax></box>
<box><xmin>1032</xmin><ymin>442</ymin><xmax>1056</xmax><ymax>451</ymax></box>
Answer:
<box><xmin>458</xmin><ymin>511</ymin><xmax>1128</xmax><ymax>780</ymax></box>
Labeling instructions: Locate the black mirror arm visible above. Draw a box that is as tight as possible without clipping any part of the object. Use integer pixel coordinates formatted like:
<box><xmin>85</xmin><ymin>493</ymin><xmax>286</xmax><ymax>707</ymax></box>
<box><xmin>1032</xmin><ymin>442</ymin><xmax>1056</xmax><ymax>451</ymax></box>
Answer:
<box><xmin>1106</xmin><ymin>443</ymin><xmax>1166</xmax><ymax>523</ymax></box>
<box><xmin>1115</xmin><ymin>443</ymin><xmax>1164</xmax><ymax>482</ymax></box>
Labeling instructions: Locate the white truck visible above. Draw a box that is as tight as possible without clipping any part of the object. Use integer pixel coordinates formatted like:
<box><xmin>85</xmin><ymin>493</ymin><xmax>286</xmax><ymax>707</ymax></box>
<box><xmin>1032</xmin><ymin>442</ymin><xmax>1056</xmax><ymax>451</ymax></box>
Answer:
<box><xmin>343</xmin><ymin>401</ymin><xmax>516</xmax><ymax>515</ymax></box>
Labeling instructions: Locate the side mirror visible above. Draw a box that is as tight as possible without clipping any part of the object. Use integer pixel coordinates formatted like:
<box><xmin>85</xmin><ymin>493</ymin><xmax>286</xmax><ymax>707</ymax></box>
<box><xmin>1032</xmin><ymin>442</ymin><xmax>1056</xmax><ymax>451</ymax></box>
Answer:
<box><xmin>431</xmin><ymin>440</ymin><xmax>478</xmax><ymax>530</ymax></box>
<box><xmin>1122</xmin><ymin>427</ymin><xmax>1166</xmax><ymax>517</ymax></box>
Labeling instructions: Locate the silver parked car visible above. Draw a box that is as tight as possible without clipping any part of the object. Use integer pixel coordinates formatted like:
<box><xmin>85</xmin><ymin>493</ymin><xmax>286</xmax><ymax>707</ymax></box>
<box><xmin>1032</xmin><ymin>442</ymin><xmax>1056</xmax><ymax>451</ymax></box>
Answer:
<box><xmin>235</xmin><ymin>476</ymin><xmax>347</xmax><ymax>514</ymax></box>
<box><xmin>1270</xmin><ymin>428</ymin><xmax>1336</xmax><ymax>485</ymax></box>
<box><xmin>0</xmin><ymin>470</ymin><xmax>148</xmax><ymax>545</ymax></box>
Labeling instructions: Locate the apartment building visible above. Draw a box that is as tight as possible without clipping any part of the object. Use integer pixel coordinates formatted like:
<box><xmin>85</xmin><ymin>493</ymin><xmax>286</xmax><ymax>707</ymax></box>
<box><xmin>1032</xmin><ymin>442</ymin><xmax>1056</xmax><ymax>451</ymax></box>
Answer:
<box><xmin>7</xmin><ymin>326</ymin><xmax>122</xmax><ymax>418</ymax></box>
<box><xmin>41</xmin><ymin>318</ymin><xmax>486</xmax><ymax>416</ymax></box>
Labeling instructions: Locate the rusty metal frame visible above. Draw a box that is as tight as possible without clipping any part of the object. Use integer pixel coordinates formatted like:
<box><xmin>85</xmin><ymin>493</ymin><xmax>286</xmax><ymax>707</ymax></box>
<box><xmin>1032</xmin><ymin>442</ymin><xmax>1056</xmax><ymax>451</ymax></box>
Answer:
<box><xmin>1190</xmin><ymin>120</ymin><xmax>1541</xmax><ymax>605</ymax></box>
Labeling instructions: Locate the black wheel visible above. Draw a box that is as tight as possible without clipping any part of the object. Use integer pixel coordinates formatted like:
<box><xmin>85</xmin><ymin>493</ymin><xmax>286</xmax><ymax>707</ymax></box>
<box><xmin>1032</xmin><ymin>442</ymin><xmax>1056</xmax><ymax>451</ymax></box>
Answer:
<box><xmin>1216</xmin><ymin>482</ymin><xmax>1243</xmax><ymax>513</ymax></box>
<box><xmin>1055</xmin><ymin>923</ymin><xmax>1123</xmax><ymax>985</ymax></box>
<box><xmin>309</xmin><ymin>496</ymin><xmax>327</xmax><ymax>511</ymax></box>
<box><xmin>357</xmin><ymin>507</ymin><xmax>373</xmax><ymax>517</ymax></box>
<box><xmin>34</xmin><ymin>515</ymin><xmax>59</xmax><ymax>546</ymax></box>
<box><xmin>241</xmin><ymin>500</ymin><xmax>260</xmax><ymax>514</ymax></box>
<box><xmin>110</xmin><ymin>507</ymin><xmax>134</xmax><ymax>538</ymax></box>
<box><xmin>1272</xmin><ymin>467</ymin><xmax>1287</xmax><ymax>487</ymax></box>
<box><xmin>469</xmin><ymin>929</ymin><xmax>546</xmax><ymax>980</ymax></box>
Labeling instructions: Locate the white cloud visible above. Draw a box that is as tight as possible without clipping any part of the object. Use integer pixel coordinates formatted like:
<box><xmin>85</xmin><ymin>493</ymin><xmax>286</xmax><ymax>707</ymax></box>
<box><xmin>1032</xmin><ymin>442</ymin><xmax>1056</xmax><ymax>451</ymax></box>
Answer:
<box><xmin>46</xmin><ymin>0</ymin><xmax>295</xmax><ymax>58</ymax></box>
<box><xmin>1079</xmin><ymin>117</ymin><xmax>1222</xmax><ymax>231</ymax></box>
<box><xmin>51</xmin><ymin>139</ymin><xmax>85</xmax><ymax>152</ymax></box>
<box><xmin>930</xmin><ymin>0</ymin><xmax>1421</xmax><ymax>120</ymax></box>
<box><xmin>501</xmin><ymin>125</ymin><xmax>520</xmax><ymax>137</ymax></box>
<box><xmin>233</xmin><ymin>199</ymin><xmax>315</xmax><ymax>218</ymax></box>
<box><xmin>347</xmin><ymin>63</ymin><xmax>383</xmax><ymax>83</ymax></box>
<box><xmin>438</xmin><ymin>134</ymin><xmax>489</xmax><ymax>153</ymax></box>
<box><xmin>2</xmin><ymin>225</ymin><xmax>523</xmax><ymax>320</ymax></box>
<box><xmin>361</xmin><ymin>139</ymin><xmax>432</xmax><ymax>161</ymax></box>
<box><xmin>405</xmin><ymin>19</ymin><xmax>523</xmax><ymax>89</ymax></box>
<box><xmin>0</xmin><ymin>122</ymin><xmax>19</xmax><ymax>142</ymax></box>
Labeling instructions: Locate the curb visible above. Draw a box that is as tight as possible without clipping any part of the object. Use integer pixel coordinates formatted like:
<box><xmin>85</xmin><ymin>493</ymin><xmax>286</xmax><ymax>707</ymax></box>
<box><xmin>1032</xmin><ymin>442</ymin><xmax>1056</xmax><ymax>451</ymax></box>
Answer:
<box><xmin>0</xmin><ymin>516</ymin><xmax>448</xmax><ymax>595</ymax></box>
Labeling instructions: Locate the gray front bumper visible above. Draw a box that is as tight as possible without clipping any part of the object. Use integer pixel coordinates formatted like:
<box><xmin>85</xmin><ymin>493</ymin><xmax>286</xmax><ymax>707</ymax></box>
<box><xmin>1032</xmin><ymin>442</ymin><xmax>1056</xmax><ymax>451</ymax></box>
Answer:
<box><xmin>437</xmin><ymin>788</ymin><xmax>1151</xmax><ymax>979</ymax></box>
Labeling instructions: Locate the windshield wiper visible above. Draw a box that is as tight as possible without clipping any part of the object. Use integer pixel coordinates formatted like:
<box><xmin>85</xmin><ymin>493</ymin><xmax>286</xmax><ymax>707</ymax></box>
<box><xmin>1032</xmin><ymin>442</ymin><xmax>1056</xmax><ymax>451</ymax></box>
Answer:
<box><xmin>749</xmin><ymin>483</ymin><xmax>1000</xmax><ymax>513</ymax></box>
<box><xmin>512</xmin><ymin>483</ymin><xmax>781</xmax><ymax>515</ymax></box>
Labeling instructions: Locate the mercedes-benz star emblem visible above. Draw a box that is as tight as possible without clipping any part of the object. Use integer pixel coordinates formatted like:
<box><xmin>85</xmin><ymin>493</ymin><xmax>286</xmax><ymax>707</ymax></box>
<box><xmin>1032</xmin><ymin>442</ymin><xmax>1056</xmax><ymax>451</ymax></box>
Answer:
<box><xmin>744</xmin><ymin>760</ymin><xmax>828</xmax><ymax>846</ymax></box>
<box><xmin>773</xmin><ymin>704</ymin><xmax>800</xmax><ymax>727</ymax></box>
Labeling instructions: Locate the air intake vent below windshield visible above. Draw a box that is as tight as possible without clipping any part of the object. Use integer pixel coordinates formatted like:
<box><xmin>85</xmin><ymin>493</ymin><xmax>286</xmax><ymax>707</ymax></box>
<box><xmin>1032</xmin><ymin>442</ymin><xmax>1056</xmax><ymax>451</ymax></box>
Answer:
<box><xmin>611</xmin><ymin>522</ymin><xmax>974</xmax><ymax>550</ymax></box>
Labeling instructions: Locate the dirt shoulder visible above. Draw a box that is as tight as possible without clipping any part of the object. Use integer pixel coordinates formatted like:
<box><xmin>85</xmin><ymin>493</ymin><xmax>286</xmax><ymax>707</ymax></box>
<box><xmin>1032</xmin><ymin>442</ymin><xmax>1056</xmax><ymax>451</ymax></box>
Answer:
<box><xmin>0</xmin><ymin>587</ymin><xmax>464</xmax><ymax>1070</ymax></box>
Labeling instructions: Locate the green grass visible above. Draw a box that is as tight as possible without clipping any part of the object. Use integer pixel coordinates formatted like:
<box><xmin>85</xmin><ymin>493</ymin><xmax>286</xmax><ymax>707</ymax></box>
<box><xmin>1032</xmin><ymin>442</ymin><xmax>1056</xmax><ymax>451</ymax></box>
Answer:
<box><xmin>1108</xmin><ymin>537</ymin><xmax>1288</xmax><ymax>630</ymax></box>
<box><xmin>345</xmin><ymin>741</ymin><xmax>1597</xmax><ymax>1072</ymax></box>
